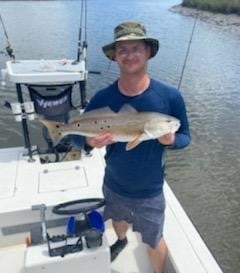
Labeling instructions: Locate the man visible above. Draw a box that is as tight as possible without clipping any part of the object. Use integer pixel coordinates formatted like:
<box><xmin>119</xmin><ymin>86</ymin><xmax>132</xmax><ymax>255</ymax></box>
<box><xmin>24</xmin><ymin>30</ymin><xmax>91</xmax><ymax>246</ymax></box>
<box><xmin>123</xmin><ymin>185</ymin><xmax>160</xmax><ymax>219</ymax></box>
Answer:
<box><xmin>83</xmin><ymin>22</ymin><xmax>191</xmax><ymax>273</ymax></box>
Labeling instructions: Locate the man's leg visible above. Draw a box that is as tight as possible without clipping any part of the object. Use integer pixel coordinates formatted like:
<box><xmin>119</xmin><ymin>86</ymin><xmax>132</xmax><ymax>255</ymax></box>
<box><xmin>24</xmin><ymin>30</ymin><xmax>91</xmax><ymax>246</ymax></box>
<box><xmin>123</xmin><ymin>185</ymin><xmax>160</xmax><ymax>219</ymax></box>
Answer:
<box><xmin>112</xmin><ymin>220</ymin><xmax>129</xmax><ymax>239</ymax></box>
<box><xmin>110</xmin><ymin>220</ymin><xmax>129</xmax><ymax>261</ymax></box>
<box><xmin>147</xmin><ymin>238</ymin><xmax>167</xmax><ymax>273</ymax></box>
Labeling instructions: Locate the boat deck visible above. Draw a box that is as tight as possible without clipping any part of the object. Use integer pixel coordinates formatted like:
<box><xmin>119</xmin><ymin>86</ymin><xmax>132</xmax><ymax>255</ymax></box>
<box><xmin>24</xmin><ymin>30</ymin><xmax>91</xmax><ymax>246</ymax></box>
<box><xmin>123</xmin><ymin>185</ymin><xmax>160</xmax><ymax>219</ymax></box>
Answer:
<box><xmin>0</xmin><ymin>147</ymin><xmax>223</xmax><ymax>273</ymax></box>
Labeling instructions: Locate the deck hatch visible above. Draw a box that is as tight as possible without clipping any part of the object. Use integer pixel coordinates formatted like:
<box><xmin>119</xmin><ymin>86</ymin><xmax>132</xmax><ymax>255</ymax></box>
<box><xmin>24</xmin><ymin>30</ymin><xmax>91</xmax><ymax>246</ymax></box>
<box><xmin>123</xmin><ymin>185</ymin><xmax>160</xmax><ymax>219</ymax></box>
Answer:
<box><xmin>38</xmin><ymin>166</ymin><xmax>87</xmax><ymax>193</ymax></box>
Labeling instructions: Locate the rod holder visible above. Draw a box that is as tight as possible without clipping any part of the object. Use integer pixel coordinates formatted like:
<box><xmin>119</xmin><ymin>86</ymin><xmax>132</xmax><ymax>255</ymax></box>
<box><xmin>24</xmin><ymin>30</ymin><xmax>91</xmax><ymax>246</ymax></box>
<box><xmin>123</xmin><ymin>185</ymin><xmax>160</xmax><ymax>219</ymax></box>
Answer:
<box><xmin>10</xmin><ymin>102</ymin><xmax>22</xmax><ymax>122</ymax></box>
<box><xmin>10</xmin><ymin>101</ymin><xmax>36</xmax><ymax>121</ymax></box>
<box><xmin>23</xmin><ymin>101</ymin><xmax>35</xmax><ymax>120</ymax></box>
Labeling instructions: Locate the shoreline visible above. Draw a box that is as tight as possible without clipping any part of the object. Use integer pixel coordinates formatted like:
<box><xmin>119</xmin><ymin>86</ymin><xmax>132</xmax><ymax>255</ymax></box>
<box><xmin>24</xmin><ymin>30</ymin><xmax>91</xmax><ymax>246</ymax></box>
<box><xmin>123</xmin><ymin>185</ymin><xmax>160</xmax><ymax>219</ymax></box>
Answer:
<box><xmin>170</xmin><ymin>4</ymin><xmax>240</xmax><ymax>32</ymax></box>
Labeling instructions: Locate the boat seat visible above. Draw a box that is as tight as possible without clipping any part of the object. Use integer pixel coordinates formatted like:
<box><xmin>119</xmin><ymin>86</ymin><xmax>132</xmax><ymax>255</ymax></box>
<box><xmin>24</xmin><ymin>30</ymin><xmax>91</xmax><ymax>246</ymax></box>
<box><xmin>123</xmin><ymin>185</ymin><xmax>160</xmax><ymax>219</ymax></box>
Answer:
<box><xmin>27</xmin><ymin>83</ymin><xmax>74</xmax><ymax>120</ymax></box>
<box><xmin>26</xmin><ymin>83</ymin><xmax>76</xmax><ymax>153</ymax></box>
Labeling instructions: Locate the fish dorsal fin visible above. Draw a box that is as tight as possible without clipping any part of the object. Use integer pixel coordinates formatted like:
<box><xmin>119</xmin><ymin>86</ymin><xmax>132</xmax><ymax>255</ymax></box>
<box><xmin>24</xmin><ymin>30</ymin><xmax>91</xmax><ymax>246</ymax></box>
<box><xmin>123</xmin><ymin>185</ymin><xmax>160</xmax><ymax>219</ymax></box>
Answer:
<box><xmin>126</xmin><ymin>133</ymin><xmax>143</xmax><ymax>151</ymax></box>
<box><xmin>69</xmin><ymin>107</ymin><xmax>116</xmax><ymax>122</ymax></box>
<box><xmin>83</xmin><ymin>107</ymin><xmax>115</xmax><ymax>116</ymax></box>
<box><xmin>118</xmin><ymin>104</ymin><xmax>138</xmax><ymax>114</ymax></box>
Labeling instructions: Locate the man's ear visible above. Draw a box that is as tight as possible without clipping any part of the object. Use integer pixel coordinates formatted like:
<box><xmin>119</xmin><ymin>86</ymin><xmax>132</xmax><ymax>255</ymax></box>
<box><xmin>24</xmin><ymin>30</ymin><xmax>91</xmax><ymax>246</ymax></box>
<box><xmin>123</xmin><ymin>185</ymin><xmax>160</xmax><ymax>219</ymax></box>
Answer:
<box><xmin>112</xmin><ymin>49</ymin><xmax>116</xmax><ymax>61</ymax></box>
<box><xmin>143</xmin><ymin>42</ymin><xmax>151</xmax><ymax>59</ymax></box>
<box><xmin>146</xmin><ymin>45</ymin><xmax>152</xmax><ymax>59</ymax></box>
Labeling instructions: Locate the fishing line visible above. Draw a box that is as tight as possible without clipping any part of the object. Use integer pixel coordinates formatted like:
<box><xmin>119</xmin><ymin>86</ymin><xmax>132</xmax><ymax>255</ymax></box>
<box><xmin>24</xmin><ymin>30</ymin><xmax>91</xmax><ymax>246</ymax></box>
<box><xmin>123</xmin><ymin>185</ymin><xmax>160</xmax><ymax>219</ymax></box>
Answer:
<box><xmin>0</xmin><ymin>13</ymin><xmax>9</xmax><ymax>41</ymax></box>
<box><xmin>0</xmin><ymin>13</ymin><xmax>15</xmax><ymax>60</ymax></box>
<box><xmin>83</xmin><ymin>0</ymin><xmax>88</xmax><ymax>65</ymax></box>
<box><xmin>177</xmin><ymin>10</ymin><xmax>199</xmax><ymax>91</ymax></box>
<box><xmin>84</xmin><ymin>0</ymin><xmax>88</xmax><ymax>44</ymax></box>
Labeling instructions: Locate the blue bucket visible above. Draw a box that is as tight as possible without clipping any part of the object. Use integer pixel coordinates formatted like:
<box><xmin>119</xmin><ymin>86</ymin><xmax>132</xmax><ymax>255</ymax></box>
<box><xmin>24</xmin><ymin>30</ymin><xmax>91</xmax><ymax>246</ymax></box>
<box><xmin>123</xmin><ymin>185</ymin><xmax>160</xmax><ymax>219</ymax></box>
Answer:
<box><xmin>87</xmin><ymin>210</ymin><xmax>105</xmax><ymax>232</ymax></box>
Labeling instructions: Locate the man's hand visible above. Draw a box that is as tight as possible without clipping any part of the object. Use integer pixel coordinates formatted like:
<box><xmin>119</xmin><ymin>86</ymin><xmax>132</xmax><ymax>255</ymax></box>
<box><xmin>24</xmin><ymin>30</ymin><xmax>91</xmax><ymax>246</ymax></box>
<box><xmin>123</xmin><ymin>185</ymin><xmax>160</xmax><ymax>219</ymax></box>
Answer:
<box><xmin>86</xmin><ymin>133</ymin><xmax>114</xmax><ymax>149</ymax></box>
<box><xmin>158</xmin><ymin>133</ymin><xmax>175</xmax><ymax>146</ymax></box>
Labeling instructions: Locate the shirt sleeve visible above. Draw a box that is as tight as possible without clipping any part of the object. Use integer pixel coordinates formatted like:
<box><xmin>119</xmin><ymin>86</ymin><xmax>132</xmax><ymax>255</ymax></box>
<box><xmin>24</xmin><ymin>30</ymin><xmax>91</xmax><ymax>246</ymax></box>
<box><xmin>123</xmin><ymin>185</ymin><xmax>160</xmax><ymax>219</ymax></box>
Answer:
<box><xmin>169</xmin><ymin>90</ymin><xmax>191</xmax><ymax>149</ymax></box>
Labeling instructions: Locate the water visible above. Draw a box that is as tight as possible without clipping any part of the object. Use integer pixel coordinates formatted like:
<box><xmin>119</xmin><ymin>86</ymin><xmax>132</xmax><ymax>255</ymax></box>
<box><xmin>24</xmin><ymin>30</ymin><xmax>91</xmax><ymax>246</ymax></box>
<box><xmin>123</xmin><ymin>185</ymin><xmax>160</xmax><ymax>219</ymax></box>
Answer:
<box><xmin>0</xmin><ymin>1</ymin><xmax>239</xmax><ymax>272</ymax></box>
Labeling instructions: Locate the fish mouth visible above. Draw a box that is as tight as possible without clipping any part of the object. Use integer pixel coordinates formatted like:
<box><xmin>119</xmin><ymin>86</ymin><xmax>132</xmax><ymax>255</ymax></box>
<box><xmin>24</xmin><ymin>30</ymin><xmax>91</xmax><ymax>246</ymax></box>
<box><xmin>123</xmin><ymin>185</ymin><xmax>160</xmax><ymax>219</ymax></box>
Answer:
<box><xmin>171</xmin><ymin>121</ymin><xmax>181</xmax><ymax>132</ymax></box>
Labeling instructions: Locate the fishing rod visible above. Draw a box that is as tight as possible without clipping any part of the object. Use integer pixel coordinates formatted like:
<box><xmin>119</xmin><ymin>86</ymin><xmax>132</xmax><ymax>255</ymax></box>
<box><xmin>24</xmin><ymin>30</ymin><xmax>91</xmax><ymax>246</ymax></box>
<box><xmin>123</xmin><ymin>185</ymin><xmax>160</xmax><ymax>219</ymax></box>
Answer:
<box><xmin>74</xmin><ymin>0</ymin><xmax>88</xmax><ymax>63</ymax></box>
<box><xmin>74</xmin><ymin>0</ymin><xmax>100</xmax><ymax>74</ymax></box>
<box><xmin>74</xmin><ymin>0</ymin><xmax>88</xmax><ymax>109</ymax></box>
<box><xmin>75</xmin><ymin>0</ymin><xmax>100</xmax><ymax>109</ymax></box>
<box><xmin>0</xmin><ymin>13</ymin><xmax>15</xmax><ymax>61</ymax></box>
<box><xmin>177</xmin><ymin>10</ymin><xmax>199</xmax><ymax>91</ymax></box>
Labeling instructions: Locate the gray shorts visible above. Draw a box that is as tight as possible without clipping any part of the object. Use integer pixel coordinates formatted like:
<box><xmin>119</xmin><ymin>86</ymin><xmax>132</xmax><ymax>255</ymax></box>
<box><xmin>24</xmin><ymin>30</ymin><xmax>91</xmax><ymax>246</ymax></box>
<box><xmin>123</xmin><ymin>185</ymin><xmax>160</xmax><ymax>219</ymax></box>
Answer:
<box><xmin>103</xmin><ymin>184</ymin><xmax>166</xmax><ymax>248</ymax></box>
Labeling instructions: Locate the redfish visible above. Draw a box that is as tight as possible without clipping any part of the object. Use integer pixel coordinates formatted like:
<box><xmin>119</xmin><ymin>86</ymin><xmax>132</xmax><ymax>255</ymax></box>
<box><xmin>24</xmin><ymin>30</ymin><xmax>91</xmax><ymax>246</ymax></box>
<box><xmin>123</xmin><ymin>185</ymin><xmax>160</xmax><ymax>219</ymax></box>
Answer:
<box><xmin>40</xmin><ymin>104</ymin><xmax>180</xmax><ymax>151</ymax></box>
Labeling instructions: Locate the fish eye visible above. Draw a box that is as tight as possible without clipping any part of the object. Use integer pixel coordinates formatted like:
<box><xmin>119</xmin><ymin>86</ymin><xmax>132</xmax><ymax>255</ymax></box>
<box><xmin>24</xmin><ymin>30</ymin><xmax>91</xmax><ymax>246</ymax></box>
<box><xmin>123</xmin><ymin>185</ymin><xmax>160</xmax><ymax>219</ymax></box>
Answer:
<box><xmin>77</xmin><ymin>123</ymin><xmax>80</xmax><ymax>127</ymax></box>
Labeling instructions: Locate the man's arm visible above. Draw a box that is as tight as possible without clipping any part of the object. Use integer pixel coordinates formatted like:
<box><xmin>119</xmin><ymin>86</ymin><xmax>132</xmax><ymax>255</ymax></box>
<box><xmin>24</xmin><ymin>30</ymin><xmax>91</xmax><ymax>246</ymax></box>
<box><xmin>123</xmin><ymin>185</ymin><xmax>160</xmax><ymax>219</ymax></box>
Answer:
<box><xmin>160</xmin><ymin>90</ymin><xmax>191</xmax><ymax>149</ymax></box>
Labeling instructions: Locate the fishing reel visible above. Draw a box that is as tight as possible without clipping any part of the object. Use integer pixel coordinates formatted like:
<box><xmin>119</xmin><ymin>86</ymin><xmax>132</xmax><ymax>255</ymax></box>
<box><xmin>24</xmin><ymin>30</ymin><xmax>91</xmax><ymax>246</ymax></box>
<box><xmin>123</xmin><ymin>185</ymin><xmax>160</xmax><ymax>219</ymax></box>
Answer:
<box><xmin>6</xmin><ymin>43</ymin><xmax>15</xmax><ymax>60</ymax></box>
<box><xmin>0</xmin><ymin>44</ymin><xmax>15</xmax><ymax>59</ymax></box>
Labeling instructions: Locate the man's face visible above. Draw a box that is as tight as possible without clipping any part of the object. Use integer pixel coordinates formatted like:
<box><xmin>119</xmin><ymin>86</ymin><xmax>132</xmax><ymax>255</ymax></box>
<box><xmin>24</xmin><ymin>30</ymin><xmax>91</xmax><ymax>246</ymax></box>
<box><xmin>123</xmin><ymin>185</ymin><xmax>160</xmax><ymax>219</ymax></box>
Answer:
<box><xmin>114</xmin><ymin>40</ymin><xmax>151</xmax><ymax>75</ymax></box>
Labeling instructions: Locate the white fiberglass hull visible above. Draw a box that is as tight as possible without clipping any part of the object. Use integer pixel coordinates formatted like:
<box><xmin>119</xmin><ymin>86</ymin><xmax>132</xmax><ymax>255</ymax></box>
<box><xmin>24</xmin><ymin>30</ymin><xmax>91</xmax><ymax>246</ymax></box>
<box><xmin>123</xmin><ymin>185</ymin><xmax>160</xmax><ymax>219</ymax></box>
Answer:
<box><xmin>0</xmin><ymin>147</ymin><xmax>223</xmax><ymax>273</ymax></box>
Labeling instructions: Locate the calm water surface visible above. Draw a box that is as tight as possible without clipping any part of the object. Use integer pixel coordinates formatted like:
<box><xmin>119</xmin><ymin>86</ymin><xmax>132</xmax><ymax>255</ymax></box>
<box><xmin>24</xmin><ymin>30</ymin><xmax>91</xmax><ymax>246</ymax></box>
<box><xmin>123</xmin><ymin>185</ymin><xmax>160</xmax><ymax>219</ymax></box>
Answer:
<box><xmin>0</xmin><ymin>1</ymin><xmax>239</xmax><ymax>272</ymax></box>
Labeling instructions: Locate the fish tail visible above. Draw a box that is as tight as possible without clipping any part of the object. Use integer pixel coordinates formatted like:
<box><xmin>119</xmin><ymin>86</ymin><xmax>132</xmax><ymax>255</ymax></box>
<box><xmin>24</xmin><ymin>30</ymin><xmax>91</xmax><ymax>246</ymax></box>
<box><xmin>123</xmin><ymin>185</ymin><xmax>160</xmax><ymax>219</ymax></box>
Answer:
<box><xmin>39</xmin><ymin>119</ymin><xmax>64</xmax><ymax>145</ymax></box>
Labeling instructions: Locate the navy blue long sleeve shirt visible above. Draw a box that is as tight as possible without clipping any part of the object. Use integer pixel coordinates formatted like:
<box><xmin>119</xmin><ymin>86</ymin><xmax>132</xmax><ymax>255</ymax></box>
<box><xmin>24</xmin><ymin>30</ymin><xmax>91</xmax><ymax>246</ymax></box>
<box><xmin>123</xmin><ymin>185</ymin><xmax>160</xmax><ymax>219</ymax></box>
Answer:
<box><xmin>72</xmin><ymin>79</ymin><xmax>191</xmax><ymax>198</ymax></box>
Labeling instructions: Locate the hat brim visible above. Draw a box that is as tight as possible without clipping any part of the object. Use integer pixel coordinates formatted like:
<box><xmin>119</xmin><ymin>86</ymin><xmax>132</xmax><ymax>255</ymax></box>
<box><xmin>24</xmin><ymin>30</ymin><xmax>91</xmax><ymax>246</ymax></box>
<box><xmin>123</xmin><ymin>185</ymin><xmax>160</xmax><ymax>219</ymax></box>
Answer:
<box><xmin>102</xmin><ymin>37</ymin><xmax>159</xmax><ymax>61</ymax></box>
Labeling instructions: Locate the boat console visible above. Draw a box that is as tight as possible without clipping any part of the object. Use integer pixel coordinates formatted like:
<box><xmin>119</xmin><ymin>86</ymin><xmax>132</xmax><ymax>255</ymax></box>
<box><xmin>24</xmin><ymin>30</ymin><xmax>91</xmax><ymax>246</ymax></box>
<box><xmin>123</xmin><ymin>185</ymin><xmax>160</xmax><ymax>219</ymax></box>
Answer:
<box><xmin>24</xmin><ymin>199</ymin><xmax>110</xmax><ymax>273</ymax></box>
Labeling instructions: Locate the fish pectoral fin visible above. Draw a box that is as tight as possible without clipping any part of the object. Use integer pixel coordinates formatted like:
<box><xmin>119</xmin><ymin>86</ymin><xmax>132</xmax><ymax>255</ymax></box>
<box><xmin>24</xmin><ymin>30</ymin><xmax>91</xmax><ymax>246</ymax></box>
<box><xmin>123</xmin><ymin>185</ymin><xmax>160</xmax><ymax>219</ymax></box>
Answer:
<box><xmin>144</xmin><ymin>129</ymin><xmax>155</xmax><ymax>139</ymax></box>
<box><xmin>126</xmin><ymin>134</ymin><xmax>143</xmax><ymax>151</ymax></box>
<box><xmin>126</xmin><ymin>139</ymin><xmax>141</xmax><ymax>151</ymax></box>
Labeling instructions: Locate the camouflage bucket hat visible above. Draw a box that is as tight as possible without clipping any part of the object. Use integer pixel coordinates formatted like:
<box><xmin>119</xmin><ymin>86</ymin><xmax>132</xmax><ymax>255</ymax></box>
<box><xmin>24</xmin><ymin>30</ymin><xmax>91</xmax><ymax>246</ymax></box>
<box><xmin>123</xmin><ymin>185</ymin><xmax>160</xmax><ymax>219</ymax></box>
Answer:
<box><xmin>102</xmin><ymin>21</ymin><xmax>159</xmax><ymax>61</ymax></box>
